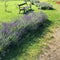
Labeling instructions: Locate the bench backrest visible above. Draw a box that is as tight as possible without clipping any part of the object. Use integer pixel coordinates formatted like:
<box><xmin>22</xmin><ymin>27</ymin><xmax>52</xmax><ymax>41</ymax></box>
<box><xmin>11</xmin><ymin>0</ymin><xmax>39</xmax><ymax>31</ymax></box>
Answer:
<box><xmin>18</xmin><ymin>2</ymin><xmax>27</xmax><ymax>7</ymax></box>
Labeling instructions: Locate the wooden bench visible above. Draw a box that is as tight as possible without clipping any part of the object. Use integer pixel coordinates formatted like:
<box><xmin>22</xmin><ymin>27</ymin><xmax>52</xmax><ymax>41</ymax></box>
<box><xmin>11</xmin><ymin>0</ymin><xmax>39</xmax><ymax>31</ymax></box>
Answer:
<box><xmin>18</xmin><ymin>3</ymin><xmax>32</xmax><ymax>14</ymax></box>
<box><xmin>18</xmin><ymin>3</ymin><xmax>26</xmax><ymax>14</ymax></box>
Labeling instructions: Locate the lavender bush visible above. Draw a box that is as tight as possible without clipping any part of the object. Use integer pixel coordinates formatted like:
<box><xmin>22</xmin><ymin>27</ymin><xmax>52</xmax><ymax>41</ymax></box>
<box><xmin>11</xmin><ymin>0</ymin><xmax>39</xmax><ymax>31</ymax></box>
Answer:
<box><xmin>0</xmin><ymin>11</ymin><xmax>48</xmax><ymax>53</ymax></box>
<box><xmin>39</xmin><ymin>2</ymin><xmax>53</xmax><ymax>10</ymax></box>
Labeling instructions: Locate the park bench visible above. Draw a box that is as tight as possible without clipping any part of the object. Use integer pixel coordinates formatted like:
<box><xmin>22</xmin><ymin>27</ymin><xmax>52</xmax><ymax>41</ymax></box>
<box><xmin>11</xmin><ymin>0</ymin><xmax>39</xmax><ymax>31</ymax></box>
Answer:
<box><xmin>18</xmin><ymin>3</ymin><xmax>26</xmax><ymax>13</ymax></box>
<box><xmin>18</xmin><ymin>3</ymin><xmax>32</xmax><ymax>14</ymax></box>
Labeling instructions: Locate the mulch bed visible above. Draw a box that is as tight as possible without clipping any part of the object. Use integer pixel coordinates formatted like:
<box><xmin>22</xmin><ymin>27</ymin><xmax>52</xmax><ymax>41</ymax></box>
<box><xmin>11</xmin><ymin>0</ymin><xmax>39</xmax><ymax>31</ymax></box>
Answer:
<box><xmin>56</xmin><ymin>2</ymin><xmax>60</xmax><ymax>4</ymax></box>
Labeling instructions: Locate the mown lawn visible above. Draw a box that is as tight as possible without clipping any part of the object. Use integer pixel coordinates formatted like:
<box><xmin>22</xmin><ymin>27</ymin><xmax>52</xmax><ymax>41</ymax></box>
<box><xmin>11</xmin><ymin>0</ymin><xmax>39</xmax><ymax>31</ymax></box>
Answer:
<box><xmin>0</xmin><ymin>0</ymin><xmax>60</xmax><ymax>60</ymax></box>
<box><xmin>0</xmin><ymin>0</ymin><xmax>49</xmax><ymax>23</ymax></box>
<box><xmin>0</xmin><ymin>1</ymin><xmax>24</xmax><ymax>22</ymax></box>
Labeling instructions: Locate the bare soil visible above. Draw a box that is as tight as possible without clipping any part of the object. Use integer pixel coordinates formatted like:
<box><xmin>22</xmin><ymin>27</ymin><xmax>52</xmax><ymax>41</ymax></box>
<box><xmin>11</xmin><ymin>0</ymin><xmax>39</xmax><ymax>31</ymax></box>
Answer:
<box><xmin>56</xmin><ymin>2</ymin><xmax>60</xmax><ymax>4</ymax></box>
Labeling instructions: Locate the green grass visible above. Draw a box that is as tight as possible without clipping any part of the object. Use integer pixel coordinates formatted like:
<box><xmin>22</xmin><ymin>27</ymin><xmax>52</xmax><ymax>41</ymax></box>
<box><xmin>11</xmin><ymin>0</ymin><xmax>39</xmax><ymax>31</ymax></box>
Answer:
<box><xmin>0</xmin><ymin>0</ymin><xmax>60</xmax><ymax>60</ymax></box>
<box><xmin>0</xmin><ymin>0</ymin><xmax>40</xmax><ymax>23</ymax></box>
<box><xmin>0</xmin><ymin>0</ymin><xmax>51</xmax><ymax>23</ymax></box>
<box><xmin>0</xmin><ymin>1</ymin><xmax>24</xmax><ymax>22</ymax></box>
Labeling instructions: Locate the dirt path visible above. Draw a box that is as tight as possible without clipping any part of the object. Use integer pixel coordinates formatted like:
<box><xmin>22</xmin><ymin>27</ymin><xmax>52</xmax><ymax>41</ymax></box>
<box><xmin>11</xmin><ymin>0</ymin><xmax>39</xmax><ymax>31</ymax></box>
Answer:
<box><xmin>38</xmin><ymin>27</ymin><xmax>60</xmax><ymax>60</ymax></box>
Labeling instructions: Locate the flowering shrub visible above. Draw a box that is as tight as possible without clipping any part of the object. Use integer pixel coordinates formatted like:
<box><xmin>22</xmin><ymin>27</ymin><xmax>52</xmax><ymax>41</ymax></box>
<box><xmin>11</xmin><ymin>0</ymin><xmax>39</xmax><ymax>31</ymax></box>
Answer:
<box><xmin>0</xmin><ymin>12</ymin><xmax>48</xmax><ymax>53</ymax></box>
<box><xmin>40</xmin><ymin>2</ymin><xmax>53</xmax><ymax>10</ymax></box>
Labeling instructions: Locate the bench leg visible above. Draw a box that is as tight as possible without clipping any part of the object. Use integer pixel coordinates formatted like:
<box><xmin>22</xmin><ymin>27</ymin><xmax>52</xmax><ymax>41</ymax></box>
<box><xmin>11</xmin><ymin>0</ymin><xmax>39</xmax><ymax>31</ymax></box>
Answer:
<box><xmin>24</xmin><ymin>9</ymin><xmax>26</xmax><ymax>13</ymax></box>
<box><xmin>19</xmin><ymin>10</ymin><xmax>20</xmax><ymax>14</ymax></box>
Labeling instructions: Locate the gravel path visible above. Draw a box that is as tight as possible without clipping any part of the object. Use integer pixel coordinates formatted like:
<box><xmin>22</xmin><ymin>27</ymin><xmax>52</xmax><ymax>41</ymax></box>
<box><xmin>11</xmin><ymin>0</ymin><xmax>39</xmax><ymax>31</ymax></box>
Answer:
<box><xmin>38</xmin><ymin>27</ymin><xmax>60</xmax><ymax>60</ymax></box>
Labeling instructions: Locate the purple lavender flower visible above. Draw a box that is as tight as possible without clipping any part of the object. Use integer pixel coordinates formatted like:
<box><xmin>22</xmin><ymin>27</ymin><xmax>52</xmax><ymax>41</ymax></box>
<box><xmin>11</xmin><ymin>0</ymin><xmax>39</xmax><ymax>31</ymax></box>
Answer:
<box><xmin>0</xmin><ymin>11</ymin><xmax>48</xmax><ymax>53</ymax></box>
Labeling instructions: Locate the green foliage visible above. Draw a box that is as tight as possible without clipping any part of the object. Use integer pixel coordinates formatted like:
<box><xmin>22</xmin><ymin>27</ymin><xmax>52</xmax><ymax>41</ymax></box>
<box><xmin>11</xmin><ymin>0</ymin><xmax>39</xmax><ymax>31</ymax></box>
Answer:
<box><xmin>40</xmin><ymin>2</ymin><xmax>54</xmax><ymax>10</ymax></box>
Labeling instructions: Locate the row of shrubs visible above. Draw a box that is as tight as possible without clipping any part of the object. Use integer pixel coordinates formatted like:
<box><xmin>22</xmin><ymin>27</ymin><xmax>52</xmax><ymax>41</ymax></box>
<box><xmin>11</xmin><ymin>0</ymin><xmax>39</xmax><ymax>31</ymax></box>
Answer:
<box><xmin>33</xmin><ymin>1</ymin><xmax>54</xmax><ymax>10</ymax></box>
<box><xmin>40</xmin><ymin>2</ymin><xmax>54</xmax><ymax>10</ymax></box>
<box><xmin>0</xmin><ymin>11</ymin><xmax>48</xmax><ymax>59</ymax></box>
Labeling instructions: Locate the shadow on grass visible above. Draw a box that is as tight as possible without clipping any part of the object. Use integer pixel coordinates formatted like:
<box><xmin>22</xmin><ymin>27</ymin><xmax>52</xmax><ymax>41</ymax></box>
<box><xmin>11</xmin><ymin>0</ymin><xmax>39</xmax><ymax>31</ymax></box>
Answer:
<box><xmin>1</xmin><ymin>20</ymin><xmax>52</xmax><ymax>60</ymax></box>
<box><xmin>20</xmin><ymin>9</ymin><xmax>34</xmax><ymax>14</ymax></box>
<box><xmin>24</xmin><ymin>9</ymin><xmax>34</xmax><ymax>14</ymax></box>
<box><xmin>5</xmin><ymin>10</ymin><xmax>12</xmax><ymax>13</ymax></box>
<box><xmin>40</xmin><ymin>7</ymin><xmax>55</xmax><ymax>10</ymax></box>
